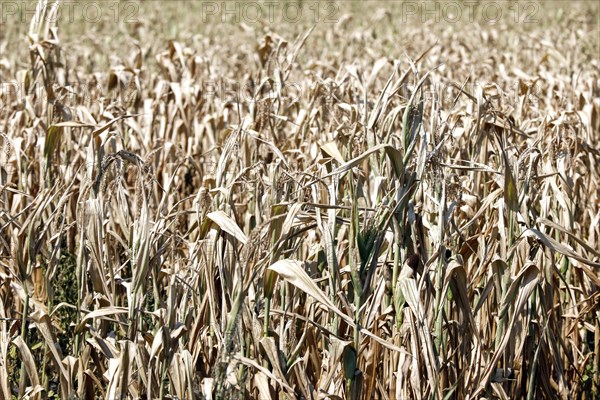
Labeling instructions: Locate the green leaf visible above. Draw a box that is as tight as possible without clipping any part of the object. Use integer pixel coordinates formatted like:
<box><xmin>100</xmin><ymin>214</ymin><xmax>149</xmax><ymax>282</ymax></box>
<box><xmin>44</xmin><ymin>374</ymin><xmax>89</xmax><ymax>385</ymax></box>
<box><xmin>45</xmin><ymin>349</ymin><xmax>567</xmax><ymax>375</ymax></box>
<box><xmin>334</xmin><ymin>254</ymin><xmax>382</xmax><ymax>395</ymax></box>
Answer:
<box><xmin>342</xmin><ymin>345</ymin><xmax>357</xmax><ymax>380</ymax></box>
<box><xmin>44</xmin><ymin>125</ymin><xmax>62</xmax><ymax>161</ymax></box>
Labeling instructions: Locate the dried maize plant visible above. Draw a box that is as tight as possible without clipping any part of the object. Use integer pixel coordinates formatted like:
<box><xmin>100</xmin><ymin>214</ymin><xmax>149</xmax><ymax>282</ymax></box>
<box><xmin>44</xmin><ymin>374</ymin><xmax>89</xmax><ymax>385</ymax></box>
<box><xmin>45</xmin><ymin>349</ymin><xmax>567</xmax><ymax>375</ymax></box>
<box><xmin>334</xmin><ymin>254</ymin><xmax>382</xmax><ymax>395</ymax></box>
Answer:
<box><xmin>0</xmin><ymin>1</ymin><xmax>598</xmax><ymax>399</ymax></box>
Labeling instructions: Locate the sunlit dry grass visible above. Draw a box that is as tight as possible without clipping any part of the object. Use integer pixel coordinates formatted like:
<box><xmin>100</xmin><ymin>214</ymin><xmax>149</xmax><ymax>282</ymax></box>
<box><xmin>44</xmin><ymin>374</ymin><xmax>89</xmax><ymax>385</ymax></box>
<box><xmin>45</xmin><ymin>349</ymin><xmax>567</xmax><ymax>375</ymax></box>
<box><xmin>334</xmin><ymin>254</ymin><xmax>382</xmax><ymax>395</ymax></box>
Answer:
<box><xmin>0</xmin><ymin>0</ymin><xmax>599</xmax><ymax>399</ymax></box>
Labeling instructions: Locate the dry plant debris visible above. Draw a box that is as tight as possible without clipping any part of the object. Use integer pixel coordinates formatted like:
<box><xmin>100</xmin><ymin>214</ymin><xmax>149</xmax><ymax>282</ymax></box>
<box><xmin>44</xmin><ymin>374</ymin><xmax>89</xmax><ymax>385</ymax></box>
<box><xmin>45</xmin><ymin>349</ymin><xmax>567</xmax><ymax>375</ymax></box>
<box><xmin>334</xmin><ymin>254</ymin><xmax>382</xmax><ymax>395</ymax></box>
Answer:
<box><xmin>0</xmin><ymin>0</ymin><xmax>599</xmax><ymax>399</ymax></box>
